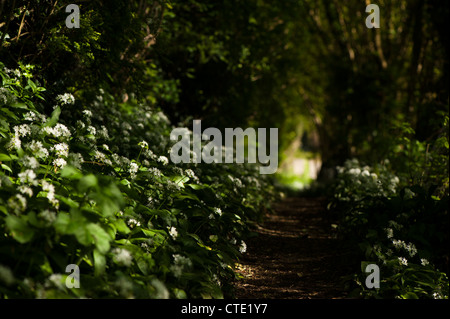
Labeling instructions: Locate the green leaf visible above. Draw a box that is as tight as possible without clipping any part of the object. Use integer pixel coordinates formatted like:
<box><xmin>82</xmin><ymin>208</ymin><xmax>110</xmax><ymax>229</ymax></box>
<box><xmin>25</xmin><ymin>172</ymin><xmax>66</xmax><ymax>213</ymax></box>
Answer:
<box><xmin>60</xmin><ymin>165</ymin><xmax>83</xmax><ymax>180</ymax></box>
<box><xmin>93</xmin><ymin>249</ymin><xmax>106</xmax><ymax>276</ymax></box>
<box><xmin>113</xmin><ymin>219</ymin><xmax>131</xmax><ymax>234</ymax></box>
<box><xmin>86</xmin><ymin>223</ymin><xmax>111</xmax><ymax>254</ymax></box>
<box><xmin>0</xmin><ymin>153</ymin><xmax>12</xmax><ymax>161</ymax></box>
<box><xmin>44</xmin><ymin>106</ymin><xmax>61</xmax><ymax>127</ymax></box>
<box><xmin>5</xmin><ymin>215</ymin><xmax>35</xmax><ymax>244</ymax></box>
<box><xmin>1</xmin><ymin>163</ymin><xmax>13</xmax><ymax>173</ymax></box>
<box><xmin>401</xmin><ymin>292</ymin><xmax>419</xmax><ymax>299</ymax></box>
<box><xmin>78</xmin><ymin>174</ymin><xmax>98</xmax><ymax>192</ymax></box>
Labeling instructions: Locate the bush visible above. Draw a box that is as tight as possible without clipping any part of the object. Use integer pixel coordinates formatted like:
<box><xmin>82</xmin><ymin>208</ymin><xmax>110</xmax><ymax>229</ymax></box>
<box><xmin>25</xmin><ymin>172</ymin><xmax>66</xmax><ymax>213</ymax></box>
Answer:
<box><xmin>0</xmin><ymin>63</ymin><xmax>278</xmax><ymax>298</ymax></box>
<box><xmin>330</xmin><ymin>158</ymin><xmax>449</xmax><ymax>299</ymax></box>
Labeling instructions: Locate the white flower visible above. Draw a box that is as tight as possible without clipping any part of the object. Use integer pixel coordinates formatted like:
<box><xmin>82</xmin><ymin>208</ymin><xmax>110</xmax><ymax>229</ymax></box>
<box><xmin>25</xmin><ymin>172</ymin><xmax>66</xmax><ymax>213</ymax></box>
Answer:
<box><xmin>168</xmin><ymin>226</ymin><xmax>178</xmax><ymax>240</ymax></box>
<box><xmin>42</xmin><ymin>181</ymin><xmax>55</xmax><ymax>200</ymax></box>
<box><xmin>239</xmin><ymin>241</ymin><xmax>247</xmax><ymax>254</ymax></box>
<box><xmin>8</xmin><ymin>194</ymin><xmax>27</xmax><ymax>214</ymax></box>
<box><xmin>149</xmin><ymin>167</ymin><xmax>162</xmax><ymax>177</ymax></box>
<box><xmin>87</xmin><ymin>126</ymin><xmax>96</xmax><ymax>136</ymax></box>
<box><xmin>385</xmin><ymin>228</ymin><xmax>394</xmax><ymax>239</ymax></box>
<box><xmin>348</xmin><ymin>168</ymin><xmax>361</xmax><ymax>175</ymax></box>
<box><xmin>405</xmin><ymin>243</ymin><xmax>417</xmax><ymax>257</ymax></box>
<box><xmin>94</xmin><ymin>150</ymin><xmax>106</xmax><ymax>162</ymax></box>
<box><xmin>127</xmin><ymin>218</ymin><xmax>141</xmax><ymax>228</ymax></box>
<box><xmin>392</xmin><ymin>239</ymin><xmax>405</xmax><ymax>249</ymax></box>
<box><xmin>51</xmin><ymin>143</ymin><xmax>69</xmax><ymax>157</ymax></box>
<box><xmin>112</xmin><ymin>248</ymin><xmax>133</xmax><ymax>267</ymax></box>
<box><xmin>138</xmin><ymin>141</ymin><xmax>148</xmax><ymax>149</ymax></box>
<box><xmin>13</xmin><ymin>124</ymin><xmax>31</xmax><ymax>137</ymax></box>
<box><xmin>398</xmin><ymin>257</ymin><xmax>408</xmax><ymax>266</ymax></box>
<box><xmin>47</xmin><ymin>274</ymin><xmax>64</xmax><ymax>289</ymax></box>
<box><xmin>56</xmin><ymin>93</ymin><xmax>75</xmax><ymax>105</ymax></box>
<box><xmin>157</xmin><ymin>156</ymin><xmax>169</xmax><ymax>165</ymax></box>
<box><xmin>18</xmin><ymin>185</ymin><xmax>33</xmax><ymax>197</ymax></box>
<box><xmin>38</xmin><ymin>209</ymin><xmax>57</xmax><ymax>224</ymax></box>
<box><xmin>21</xmin><ymin>156</ymin><xmax>40</xmax><ymax>169</ymax></box>
<box><xmin>129</xmin><ymin>162</ymin><xmax>139</xmax><ymax>176</ymax></box>
<box><xmin>53</xmin><ymin>158</ymin><xmax>67</xmax><ymax>169</ymax></box>
<box><xmin>213</xmin><ymin>207</ymin><xmax>223</xmax><ymax>216</ymax></box>
<box><xmin>170</xmin><ymin>254</ymin><xmax>192</xmax><ymax>278</ymax></box>
<box><xmin>42</xmin><ymin>123</ymin><xmax>71</xmax><ymax>139</ymax></box>
<box><xmin>18</xmin><ymin>169</ymin><xmax>37</xmax><ymax>185</ymax></box>
<box><xmin>361</xmin><ymin>170</ymin><xmax>370</xmax><ymax>177</ymax></box>
<box><xmin>7</xmin><ymin>135</ymin><xmax>21</xmax><ymax>150</ymax></box>
<box><xmin>82</xmin><ymin>109</ymin><xmax>93</xmax><ymax>117</ymax></box>
<box><xmin>26</xmin><ymin>140</ymin><xmax>49</xmax><ymax>159</ymax></box>
<box><xmin>420</xmin><ymin>258</ymin><xmax>429</xmax><ymax>266</ymax></box>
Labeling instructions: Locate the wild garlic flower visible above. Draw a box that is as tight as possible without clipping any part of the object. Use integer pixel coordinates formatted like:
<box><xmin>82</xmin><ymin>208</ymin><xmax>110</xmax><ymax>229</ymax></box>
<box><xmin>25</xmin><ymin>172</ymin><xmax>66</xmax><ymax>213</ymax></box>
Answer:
<box><xmin>42</xmin><ymin>124</ymin><xmax>71</xmax><ymax>139</ymax></box>
<box><xmin>18</xmin><ymin>169</ymin><xmax>37</xmax><ymax>185</ymax></box>
<box><xmin>168</xmin><ymin>226</ymin><xmax>178</xmax><ymax>240</ymax></box>
<box><xmin>51</xmin><ymin>143</ymin><xmax>69</xmax><ymax>157</ymax></box>
<box><xmin>239</xmin><ymin>241</ymin><xmax>247</xmax><ymax>254</ymax></box>
<box><xmin>398</xmin><ymin>257</ymin><xmax>408</xmax><ymax>266</ymax></box>
<box><xmin>157</xmin><ymin>156</ymin><xmax>169</xmax><ymax>166</ymax></box>
<box><xmin>138</xmin><ymin>140</ymin><xmax>148</xmax><ymax>149</ymax></box>
<box><xmin>82</xmin><ymin>109</ymin><xmax>93</xmax><ymax>118</ymax></box>
<box><xmin>53</xmin><ymin>158</ymin><xmax>67</xmax><ymax>169</ymax></box>
<box><xmin>112</xmin><ymin>248</ymin><xmax>133</xmax><ymax>267</ymax></box>
<box><xmin>13</xmin><ymin>124</ymin><xmax>31</xmax><ymax>137</ymax></box>
<box><xmin>56</xmin><ymin>93</ymin><xmax>75</xmax><ymax>105</ymax></box>
<box><xmin>127</xmin><ymin>218</ymin><xmax>141</xmax><ymax>228</ymax></box>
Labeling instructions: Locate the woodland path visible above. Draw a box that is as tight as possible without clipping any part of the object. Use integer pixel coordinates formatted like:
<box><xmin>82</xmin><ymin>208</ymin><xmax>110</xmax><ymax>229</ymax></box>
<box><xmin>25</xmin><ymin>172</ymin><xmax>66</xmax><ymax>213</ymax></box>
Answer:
<box><xmin>234</xmin><ymin>197</ymin><xmax>357</xmax><ymax>299</ymax></box>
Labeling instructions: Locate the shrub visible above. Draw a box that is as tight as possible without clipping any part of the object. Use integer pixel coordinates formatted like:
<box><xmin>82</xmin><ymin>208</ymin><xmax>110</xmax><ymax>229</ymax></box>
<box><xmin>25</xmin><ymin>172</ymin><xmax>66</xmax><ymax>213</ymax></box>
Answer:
<box><xmin>0</xmin><ymin>63</ymin><xmax>277</xmax><ymax>298</ymax></box>
<box><xmin>330</xmin><ymin>158</ymin><xmax>449</xmax><ymax>299</ymax></box>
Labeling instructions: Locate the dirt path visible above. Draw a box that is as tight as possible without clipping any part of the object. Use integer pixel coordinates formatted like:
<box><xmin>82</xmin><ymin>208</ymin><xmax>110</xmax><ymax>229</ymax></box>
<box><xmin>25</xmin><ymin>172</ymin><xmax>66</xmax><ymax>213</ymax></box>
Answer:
<box><xmin>234</xmin><ymin>197</ymin><xmax>357</xmax><ymax>299</ymax></box>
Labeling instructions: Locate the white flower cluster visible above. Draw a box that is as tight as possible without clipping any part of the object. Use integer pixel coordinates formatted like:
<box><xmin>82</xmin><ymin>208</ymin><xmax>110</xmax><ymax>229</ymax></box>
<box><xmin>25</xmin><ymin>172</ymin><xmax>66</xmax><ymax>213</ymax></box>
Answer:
<box><xmin>168</xmin><ymin>226</ymin><xmax>178</xmax><ymax>240</ymax></box>
<box><xmin>42</xmin><ymin>180</ymin><xmax>59</xmax><ymax>209</ymax></box>
<box><xmin>112</xmin><ymin>248</ymin><xmax>133</xmax><ymax>267</ymax></box>
<box><xmin>157</xmin><ymin>155</ymin><xmax>169</xmax><ymax>166</ymax></box>
<box><xmin>26</xmin><ymin>140</ymin><xmax>49</xmax><ymax>159</ymax></box>
<box><xmin>56</xmin><ymin>93</ymin><xmax>75</xmax><ymax>106</ymax></box>
<box><xmin>127</xmin><ymin>218</ymin><xmax>141</xmax><ymax>228</ymax></box>
<box><xmin>391</xmin><ymin>239</ymin><xmax>418</xmax><ymax>257</ymax></box>
<box><xmin>51</xmin><ymin>143</ymin><xmax>69</xmax><ymax>157</ymax></box>
<box><xmin>170</xmin><ymin>254</ymin><xmax>193</xmax><ymax>278</ymax></box>
<box><xmin>335</xmin><ymin>158</ymin><xmax>400</xmax><ymax>201</ymax></box>
<box><xmin>42</xmin><ymin>123</ymin><xmax>71</xmax><ymax>140</ymax></box>
<box><xmin>8</xmin><ymin>194</ymin><xmax>27</xmax><ymax>214</ymax></box>
<box><xmin>184</xmin><ymin>169</ymin><xmax>199</xmax><ymax>183</ymax></box>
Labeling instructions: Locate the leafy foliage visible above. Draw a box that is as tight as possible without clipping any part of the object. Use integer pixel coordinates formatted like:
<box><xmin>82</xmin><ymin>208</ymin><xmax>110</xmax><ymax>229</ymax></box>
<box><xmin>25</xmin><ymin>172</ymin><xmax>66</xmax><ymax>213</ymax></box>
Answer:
<box><xmin>330</xmin><ymin>158</ymin><xmax>449</xmax><ymax>299</ymax></box>
<box><xmin>0</xmin><ymin>64</ymin><xmax>277</xmax><ymax>298</ymax></box>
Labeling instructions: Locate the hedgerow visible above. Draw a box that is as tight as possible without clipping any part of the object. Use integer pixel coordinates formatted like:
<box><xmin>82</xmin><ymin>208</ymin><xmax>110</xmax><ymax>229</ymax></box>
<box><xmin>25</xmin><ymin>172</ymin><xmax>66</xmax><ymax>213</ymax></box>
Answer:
<box><xmin>329</xmin><ymin>157</ymin><xmax>449</xmax><ymax>299</ymax></box>
<box><xmin>0</xmin><ymin>62</ymin><xmax>278</xmax><ymax>298</ymax></box>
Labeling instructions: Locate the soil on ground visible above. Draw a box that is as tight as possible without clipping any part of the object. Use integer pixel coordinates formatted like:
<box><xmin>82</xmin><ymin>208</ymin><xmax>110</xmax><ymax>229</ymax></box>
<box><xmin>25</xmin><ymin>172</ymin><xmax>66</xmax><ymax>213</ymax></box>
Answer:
<box><xmin>233</xmin><ymin>197</ymin><xmax>358</xmax><ymax>299</ymax></box>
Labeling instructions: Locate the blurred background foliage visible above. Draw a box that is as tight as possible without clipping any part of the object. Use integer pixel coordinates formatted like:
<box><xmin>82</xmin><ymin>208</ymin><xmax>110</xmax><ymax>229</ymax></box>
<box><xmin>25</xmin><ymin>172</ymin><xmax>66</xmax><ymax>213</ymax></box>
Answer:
<box><xmin>1</xmin><ymin>0</ymin><xmax>448</xmax><ymax>184</ymax></box>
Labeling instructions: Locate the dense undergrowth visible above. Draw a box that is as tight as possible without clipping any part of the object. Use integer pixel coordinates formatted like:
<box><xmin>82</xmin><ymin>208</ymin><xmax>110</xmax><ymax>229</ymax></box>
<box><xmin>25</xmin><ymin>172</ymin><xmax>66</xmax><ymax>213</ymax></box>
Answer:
<box><xmin>0</xmin><ymin>63</ymin><xmax>278</xmax><ymax>298</ymax></box>
<box><xmin>329</xmin><ymin>123</ymin><xmax>449</xmax><ymax>299</ymax></box>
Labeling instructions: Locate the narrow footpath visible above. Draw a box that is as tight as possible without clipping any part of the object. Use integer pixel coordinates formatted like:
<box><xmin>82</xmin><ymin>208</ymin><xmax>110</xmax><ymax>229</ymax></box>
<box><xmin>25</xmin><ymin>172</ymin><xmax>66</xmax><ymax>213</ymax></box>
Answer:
<box><xmin>234</xmin><ymin>197</ymin><xmax>357</xmax><ymax>299</ymax></box>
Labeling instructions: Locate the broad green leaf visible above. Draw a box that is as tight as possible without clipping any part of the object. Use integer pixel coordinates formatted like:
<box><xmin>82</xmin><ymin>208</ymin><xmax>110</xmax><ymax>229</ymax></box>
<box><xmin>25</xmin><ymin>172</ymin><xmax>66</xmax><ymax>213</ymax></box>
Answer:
<box><xmin>86</xmin><ymin>223</ymin><xmax>111</xmax><ymax>254</ymax></box>
<box><xmin>5</xmin><ymin>215</ymin><xmax>35</xmax><ymax>244</ymax></box>
<box><xmin>93</xmin><ymin>249</ymin><xmax>106</xmax><ymax>276</ymax></box>
<box><xmin>78</xmin><ymin>174</ymin><xmax>98</xmax><ymax>192</ymax></box>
